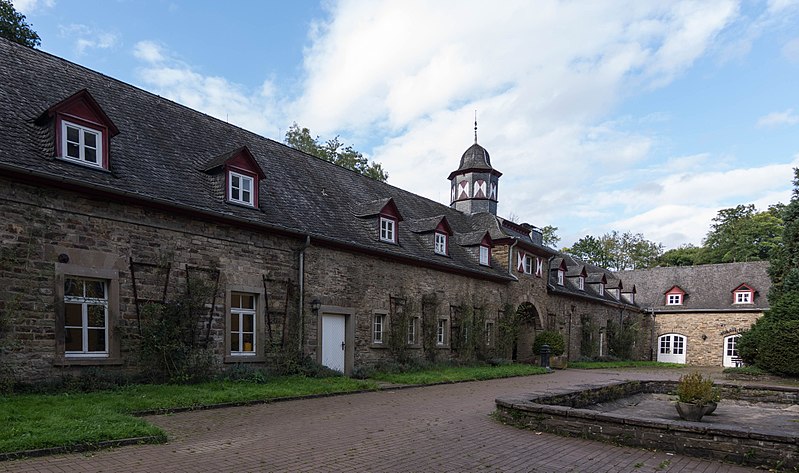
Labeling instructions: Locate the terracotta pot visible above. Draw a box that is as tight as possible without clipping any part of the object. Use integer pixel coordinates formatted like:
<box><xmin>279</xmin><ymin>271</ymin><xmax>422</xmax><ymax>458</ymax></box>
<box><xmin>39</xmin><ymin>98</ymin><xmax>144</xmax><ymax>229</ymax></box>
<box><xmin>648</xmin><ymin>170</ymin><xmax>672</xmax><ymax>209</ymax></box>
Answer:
<box><xmin>675</xmin><ymin>401</ymin><xmax>705</xmax><ymax>422</ymax></box>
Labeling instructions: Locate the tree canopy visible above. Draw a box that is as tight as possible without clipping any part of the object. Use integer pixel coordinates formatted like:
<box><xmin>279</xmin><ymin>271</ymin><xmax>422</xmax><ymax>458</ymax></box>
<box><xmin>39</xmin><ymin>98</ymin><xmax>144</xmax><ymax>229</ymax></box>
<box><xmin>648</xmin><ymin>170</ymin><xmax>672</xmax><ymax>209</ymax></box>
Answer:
<box><xmin>0</xmin><ymin>0</ymin><xmax>40</xmax><ymax>47</ymax></box>
<box><xmin>284</xmin><ymin>123</ymin><xmax>388</xmax><ymax>182</ymax></box>
<box><xmin>540</xmin><ymin>225</ymin><xmax>560</xmax><ymax>248</ymax></box>
<box><xmin>563</xmin><ymin>231</ymin><xmax>663</xmax><ymax>271</ymax></box>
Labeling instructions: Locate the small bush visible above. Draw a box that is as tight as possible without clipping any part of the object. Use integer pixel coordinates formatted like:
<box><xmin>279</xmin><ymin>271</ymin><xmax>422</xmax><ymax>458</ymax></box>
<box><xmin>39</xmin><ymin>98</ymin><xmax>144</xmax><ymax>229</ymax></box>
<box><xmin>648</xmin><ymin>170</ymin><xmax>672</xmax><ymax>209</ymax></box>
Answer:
<box><xmin>676</xmin><ymin>371</ymin><xmax>718</xmax><ymax>406</ymax></box>
<box><xmin>532</xmin><ymin>330</ymin><xmax>565</xmax><ymax>357</ymax></box>
<box><xmin>221</xmin><ymin>363</ymin><xmax>270</xmax><ymax>384</ymax></box>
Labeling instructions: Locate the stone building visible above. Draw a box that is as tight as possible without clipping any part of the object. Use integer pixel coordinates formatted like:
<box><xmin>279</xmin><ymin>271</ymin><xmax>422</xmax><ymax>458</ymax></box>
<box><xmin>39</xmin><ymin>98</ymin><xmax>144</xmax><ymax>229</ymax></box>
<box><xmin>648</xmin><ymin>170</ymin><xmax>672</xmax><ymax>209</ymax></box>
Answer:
<box><xmin>0</xmin><ymin>38</ymin><xmax>646</xmax><ymax>384</ymax></box>
<box><xmin>618</xmin><ymin>261</ymin><xmax>770</xmax><ymax>366</ymax></box>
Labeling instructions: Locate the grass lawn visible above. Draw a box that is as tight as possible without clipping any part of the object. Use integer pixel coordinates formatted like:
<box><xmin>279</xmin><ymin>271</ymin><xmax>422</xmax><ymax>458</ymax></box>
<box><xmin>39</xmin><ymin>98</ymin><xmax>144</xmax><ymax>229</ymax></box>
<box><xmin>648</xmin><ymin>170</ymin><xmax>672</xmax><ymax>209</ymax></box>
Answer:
<box><xmin>370</xmin><ymin>363</ymin><xmax>548</xmax><ymax>385</ymax></box>
<box><xmin>568</xmin><ymin>361</ymin><xmax>684</xmax><ymax>369</ymax></box>
<box><xmin>0</xmin><ymin>376</ymin><xmax>376</xmax><ymax>454</ymax></box>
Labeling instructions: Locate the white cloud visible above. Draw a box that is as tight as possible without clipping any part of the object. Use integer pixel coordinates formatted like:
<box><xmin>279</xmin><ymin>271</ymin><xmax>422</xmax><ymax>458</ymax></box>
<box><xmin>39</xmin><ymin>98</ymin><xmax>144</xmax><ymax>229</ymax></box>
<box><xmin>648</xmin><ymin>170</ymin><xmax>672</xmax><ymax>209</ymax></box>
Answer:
<box><xmin>131</xmin><ymin>42</ymin><xmax>283</xmax><ymax>137</ymax></box>
<box><xmin>757</xmin><ymin>109</ymin><xmax>799</xmax><ymax>127</ymax></box>
<box><xmin>58</xmin><ymin>24</ymin><xmax>119</xmax><ymax>55</ymax></box>
<box><xmin>11</xmin><ymin>0</ymin><xmax>55</xmax><ymax>14</ymax></box>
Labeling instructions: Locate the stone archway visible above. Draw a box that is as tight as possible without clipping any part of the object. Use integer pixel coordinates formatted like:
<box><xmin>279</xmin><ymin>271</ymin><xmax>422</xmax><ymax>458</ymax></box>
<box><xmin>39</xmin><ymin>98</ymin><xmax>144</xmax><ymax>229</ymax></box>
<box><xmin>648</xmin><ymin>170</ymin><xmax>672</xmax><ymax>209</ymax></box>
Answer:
<box><xmin>514</xmin><ymin>302</ymin><xmax>543</xmax><ymax>363</ymax></box>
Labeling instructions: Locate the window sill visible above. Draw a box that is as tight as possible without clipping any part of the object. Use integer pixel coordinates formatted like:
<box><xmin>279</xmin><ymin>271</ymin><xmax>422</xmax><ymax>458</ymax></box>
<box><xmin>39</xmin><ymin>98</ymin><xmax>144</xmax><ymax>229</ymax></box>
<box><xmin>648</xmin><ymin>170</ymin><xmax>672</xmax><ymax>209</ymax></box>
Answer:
<box><xmin>54</xmin><ymin>357</ymin><xmax>122</xmax><ymax>367</ymax></box>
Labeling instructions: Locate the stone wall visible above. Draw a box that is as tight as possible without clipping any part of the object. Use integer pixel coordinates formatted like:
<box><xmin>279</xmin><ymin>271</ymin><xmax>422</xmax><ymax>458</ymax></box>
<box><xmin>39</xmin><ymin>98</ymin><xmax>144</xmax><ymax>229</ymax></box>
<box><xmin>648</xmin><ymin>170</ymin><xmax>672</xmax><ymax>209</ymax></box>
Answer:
<box><xmin>655</xmin><ymin>312</ymin><xmax>761</xmax><ymax>365</ymax></box>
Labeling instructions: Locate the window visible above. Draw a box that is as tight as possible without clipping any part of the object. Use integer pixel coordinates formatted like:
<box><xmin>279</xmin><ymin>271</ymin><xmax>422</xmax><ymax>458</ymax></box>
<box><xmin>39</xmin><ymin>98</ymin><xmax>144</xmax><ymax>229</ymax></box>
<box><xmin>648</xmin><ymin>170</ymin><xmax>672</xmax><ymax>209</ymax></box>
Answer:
<box><xmin>380</xmin><ymin>217</ymin><xmax>396</xmax><ymax>243</ymax></box>
<box><xmin>434</xmin><ymin>232</ymin><xmax>448</xmax><ymax>255</ymax></box>
<box><xmin>230</xmin><ymin>293</ymin><xmax>256</xmax><ymax>355</ymax></box>
<box><xmin>373</xmin><ymin>314</ymin><xmax>386</xmax><ymax>344</ymax></box>
<box><xmin>407</xmin><ymin>317</ymin><xmax>420</xmax><ymax>345</ymax></box>
<box><xmin>522</xmin><ymin>254</ymin><xmax>532</xmax><ymax>274</ymax></box>
<box><xmin>437</xmin><ymin>319</ymin><xmax>448</xmax><ymax>346</ymax></box>
<box><xmin>598</xmin><ymin>284</ymin><xmax>604</xmax><ymax>296</ymax></box>
<box><xmin>479</xmin><ymin>245</ymin><xmax>490</xmax><ymax>266</ymax></box>
<box><xmin>557</xmin><ymin>270</ymin><xmax>564</xmax><ymax>286</ymax></box>
<box><xmin>485</xmin><ymin>321</ymin><xmax>494</xmax><ymax>346</ymax></box>
<box><xmin>578</xmin><ymin>276</ymin><xmax>585</xmax><ymax>291</ymax></box>
<box><xmin>535</xmin><ymin>258</ymin><xmax>543</xmax><ymax>277</ymax></box>
<box><xmin>61</xmin><ymin>120</ymin><xmax>102</xmax><ymax>168</ymax></box>
<box><xmin>667</xmin><ymin>294</ymin><xmax>682</xmax><ymax>305</ymax></box>
<box><xmin>228</xmin><ymin>171</ymin><xmax>255</xmax><ymax>206</ymax></box>
<box><xmin>734</xmin><ymin>291</ymin><xmax>752</xmax><ymax>304</ymax></box>
<box><xmin>64</xmin><ymin>277</ymin><xmax>108</xmax><ymax>357</ymax></box>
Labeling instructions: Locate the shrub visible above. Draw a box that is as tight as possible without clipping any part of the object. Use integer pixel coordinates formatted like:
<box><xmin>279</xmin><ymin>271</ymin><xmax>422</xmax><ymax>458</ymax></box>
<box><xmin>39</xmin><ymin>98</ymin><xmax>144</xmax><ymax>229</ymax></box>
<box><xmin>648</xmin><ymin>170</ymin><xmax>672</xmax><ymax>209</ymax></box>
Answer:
<box><xmin>676</xmin><ymin>371</ymin><xmax>718</xmax><ymax>406</ymax></box>
<box><xmin>221</xmin><ymin>363</ymin><xmax>270</xmax><ymax>384</ymax></box>
<box><xmin>532</xmin><ymin>330</ymin><xmax>565</xmax><ymax>357</ymax></box>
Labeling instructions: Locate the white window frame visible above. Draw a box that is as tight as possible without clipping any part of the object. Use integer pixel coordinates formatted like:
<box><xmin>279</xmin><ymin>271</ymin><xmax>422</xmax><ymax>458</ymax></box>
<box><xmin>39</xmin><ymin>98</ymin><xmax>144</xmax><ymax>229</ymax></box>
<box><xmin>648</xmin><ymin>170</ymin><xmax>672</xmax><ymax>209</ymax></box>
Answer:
<box><xmin>437</xmin><ymin>319</ymin><xmax>447</xmax><ymax>346</ymax></box>
<box><xmin>373</xmin><ymin>313</ymin><xmax>386</xmax><ymax>344</ymax></box>
<box><xmin>434</xmin><ymin>232</ymin><xmax>448</xmax><ymax>255</ymax></box>
<box><xmin>479</xmin><ymin>245</ymin><xmax>490</xmax><ymax>266</ymax></box>
<box><xmin>734</xmin><ymin>291</ymin><xmax>752</xmax><ymax>304</ymax></box>
<box><xmin>64</xmin><ymin>277</ymin><xmax>109</xmax><ymax>358</ymax></box>
<box><xmin>578</xmin><ymin>276</ymin><xmax>585</xmax><ymax>291</ymax></box>
<box><xmin>228</xmin><ymin>170</ymin><xmax>255</xmax><ymax>206</ymax></box>
<box><xmin>230</xmin><ymin>292</ymin><xmax>257</xmax><ymax>356</ymax></box>
<box><xmin>61</xmin><ymin>120</ymin><xmax>103</xmax><ymax>168</ymax></box>
<box><xmin>407</xmin><ymin>317</ymin><xmax>420</xmax><ymax>345</ymax></box>
<box><xmin>485</xmin><ymin>321</ymin><xmax>494</xmax><ymax>347</ymax></box>
<box><xmin>380</xmin><ymin>217</ymin><xmax>396</xmax><ymax>243</ymax></box>
<box><xmin>598</xmin><ymin>284</ymin><xmax>604</xmax><ymax>296</ymax></box>
<box><xmin>666</xmin><ymin>293</ymin><xmax>682</xmax><ymax>305</ymax></box>
<box><xmin>522</xmin><ymin>254</ymin><xmax>533</xmax><ymax>274</ymax></box>
<box><xmin>557</xmin><ymin>270</ymin><xmax>564</xmax><ymax>286</ymax></box>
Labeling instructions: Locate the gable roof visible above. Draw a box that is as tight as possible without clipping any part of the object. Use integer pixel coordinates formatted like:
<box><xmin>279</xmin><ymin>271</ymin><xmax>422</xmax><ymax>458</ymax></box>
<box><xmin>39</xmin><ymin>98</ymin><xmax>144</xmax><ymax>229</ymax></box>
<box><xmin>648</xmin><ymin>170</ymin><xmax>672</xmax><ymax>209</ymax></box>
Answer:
<box><xmin>617</xmin><ymin>261</ymin><xmax>771</xmax><ymax>311</ymax></box>
<box><xmin>548</xmin><ymin>253</ymin><xmax>636</xmax><ymax>309</ymax></box>
<box><xmin>0</xmin><ymin>38</ymin><xmax>532</xmax><ymax>282</ymax></box>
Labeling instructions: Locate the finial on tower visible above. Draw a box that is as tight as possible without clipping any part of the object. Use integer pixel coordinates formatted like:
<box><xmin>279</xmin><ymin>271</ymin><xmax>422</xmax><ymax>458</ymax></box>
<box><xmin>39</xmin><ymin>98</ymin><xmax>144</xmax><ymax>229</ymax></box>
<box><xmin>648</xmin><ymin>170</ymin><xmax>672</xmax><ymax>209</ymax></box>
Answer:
<box><xmin>474</xmin><ymin>110</ymin><xmax>478</xmax><ymax>143</ymax></box>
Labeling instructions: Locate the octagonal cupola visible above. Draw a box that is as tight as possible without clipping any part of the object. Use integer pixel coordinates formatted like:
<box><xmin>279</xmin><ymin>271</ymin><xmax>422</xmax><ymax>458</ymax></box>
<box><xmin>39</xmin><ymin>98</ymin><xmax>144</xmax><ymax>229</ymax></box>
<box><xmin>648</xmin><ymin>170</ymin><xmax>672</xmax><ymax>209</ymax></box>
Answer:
<box><xmin>448</xmin><ymin>122</ymin><xmax>502</xmax><ymax>215</ymax></box>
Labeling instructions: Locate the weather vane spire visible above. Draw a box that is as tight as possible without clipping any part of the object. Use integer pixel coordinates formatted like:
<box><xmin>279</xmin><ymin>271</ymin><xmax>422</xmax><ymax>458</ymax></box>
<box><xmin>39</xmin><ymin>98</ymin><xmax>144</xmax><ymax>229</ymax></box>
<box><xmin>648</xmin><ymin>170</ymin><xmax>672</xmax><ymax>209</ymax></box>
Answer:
<box><xmin>474</xmin><ymin>110</ymin><xmax>478</xmax><ymax>143</ymax></box>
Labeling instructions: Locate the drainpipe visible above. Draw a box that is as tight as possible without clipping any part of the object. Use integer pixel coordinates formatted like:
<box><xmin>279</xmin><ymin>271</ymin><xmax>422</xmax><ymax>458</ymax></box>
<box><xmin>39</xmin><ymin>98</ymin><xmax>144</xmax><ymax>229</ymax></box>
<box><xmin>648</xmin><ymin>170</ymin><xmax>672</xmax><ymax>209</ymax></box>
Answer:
<box><xmin>298</xmin><ymin>235</ymin><xmax>311</xmax><ymax>353</ymax></box>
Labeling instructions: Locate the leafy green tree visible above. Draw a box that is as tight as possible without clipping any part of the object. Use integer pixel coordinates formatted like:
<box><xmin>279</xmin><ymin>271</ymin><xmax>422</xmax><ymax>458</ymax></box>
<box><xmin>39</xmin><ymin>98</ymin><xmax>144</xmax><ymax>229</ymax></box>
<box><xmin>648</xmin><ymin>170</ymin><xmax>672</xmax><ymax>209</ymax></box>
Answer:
<box><xmin>657</xmin><ymin>244</ymin><xmax>705</xmax><ymax>266</ymax></box>
<box><xmin>284</xmin><ymin>122</ymin><xmax>388</xmax><ymax>182</ymax></box>
<box><xmin>540</xmin><ymin>225</ymin><xmax>560</xmax><ymax>248</ymax></box>
<box><xmin>700</xmin><ymin>204</ymin><xmax>783</xmax><ymax>264</ymax></box>
<box><xmin>564</xmin><ymin>231</ymin><xmax>662</xmax><ymax>270</ymax></box>
<box><xmin>738</xmin><ymin>168</ymin><xmax>799</xmax><ymax>375</ymax></box>
<box><xmin>0</xmin><ymin>0</ymin><xmax>40</xmax><ymax>47</ymax></box>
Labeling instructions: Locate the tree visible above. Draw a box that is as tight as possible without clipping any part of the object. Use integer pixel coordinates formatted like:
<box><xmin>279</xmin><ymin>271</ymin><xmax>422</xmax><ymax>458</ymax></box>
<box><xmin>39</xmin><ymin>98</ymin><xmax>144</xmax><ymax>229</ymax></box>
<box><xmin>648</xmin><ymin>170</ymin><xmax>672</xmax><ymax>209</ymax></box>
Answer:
<box><xmin>0</xmin><ymin>0</ymin><xmax>40</xmax><ymax>48</ymax></box>
<box><xmin>284</xmin><ymin>122</ymin><xmax>388</xmax><ymax>182</ymax></box>
<box><xmin>738</xmin><ymin>168</ymin><xmax>799</xmax><ymax>375</ymax></box>
<box><xmin>700</xmin><ymin>204</ymin><xmax>783</xmax><ymax>264</ymax></box>
<box><xmin>540</xmin><ymin>225</ymin><xmax>560</xmax><ymax>248</ymax></box>
<box><xmin>563</xmin><ymin>231</ymin><xmax>662</xmax><ymax>270</ymax></box>
<box><xmin>657</xmin><ymin>244</ymin><xmax>705</xmax><ymax>266</ymax></box>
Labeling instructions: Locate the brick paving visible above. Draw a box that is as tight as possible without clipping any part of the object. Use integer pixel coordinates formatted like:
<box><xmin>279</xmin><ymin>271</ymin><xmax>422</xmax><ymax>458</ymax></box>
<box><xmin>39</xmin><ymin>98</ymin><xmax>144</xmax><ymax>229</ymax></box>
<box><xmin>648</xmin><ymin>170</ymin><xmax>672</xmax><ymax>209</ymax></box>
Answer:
<box><xmin>2</xmin><ymin>368</ymin><xmax>758</xmax><ymax>472</ymax></box>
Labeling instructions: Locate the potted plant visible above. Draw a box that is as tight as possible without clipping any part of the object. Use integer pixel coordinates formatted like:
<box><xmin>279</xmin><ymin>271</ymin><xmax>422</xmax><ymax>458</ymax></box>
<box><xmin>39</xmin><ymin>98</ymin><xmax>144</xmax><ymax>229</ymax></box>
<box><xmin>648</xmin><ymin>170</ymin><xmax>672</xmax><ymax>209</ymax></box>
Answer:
<box><xmin>674</xmin><ymin>371</ymin><xmax>719</xmax><ymax>421</ymax></box>
<box><xmin>532</xmin><ymin>330</ymin><xmax>567</xmax><ymax>368</ymax></box>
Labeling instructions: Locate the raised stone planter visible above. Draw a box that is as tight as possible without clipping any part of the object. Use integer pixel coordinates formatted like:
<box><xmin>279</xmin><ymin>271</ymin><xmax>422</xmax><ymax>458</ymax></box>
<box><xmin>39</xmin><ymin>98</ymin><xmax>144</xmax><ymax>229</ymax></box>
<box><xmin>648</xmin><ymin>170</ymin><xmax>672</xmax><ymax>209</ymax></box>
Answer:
<box><xmin>495</xmin><ymin>380</ymin><xmax>799</xmax><ymax>469</ymax></box>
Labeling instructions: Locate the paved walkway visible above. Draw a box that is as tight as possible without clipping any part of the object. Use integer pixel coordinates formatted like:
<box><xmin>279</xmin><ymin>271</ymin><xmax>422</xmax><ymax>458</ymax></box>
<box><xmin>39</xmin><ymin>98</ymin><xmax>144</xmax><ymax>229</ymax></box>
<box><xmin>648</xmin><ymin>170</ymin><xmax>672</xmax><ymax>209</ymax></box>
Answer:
<box><xmin>3</xmin><ymin>368</ymin><xmax>759</xmax><ymax>472</ymax></box>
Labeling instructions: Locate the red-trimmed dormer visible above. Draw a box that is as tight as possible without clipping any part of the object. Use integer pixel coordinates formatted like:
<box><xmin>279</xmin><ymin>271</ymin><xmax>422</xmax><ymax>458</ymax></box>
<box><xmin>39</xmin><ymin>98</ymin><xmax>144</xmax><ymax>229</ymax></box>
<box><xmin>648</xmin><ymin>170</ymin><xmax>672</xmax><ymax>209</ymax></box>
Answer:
<box><xmin>732</xmin><ymin>283</ymin><xmax>755</xmax><ymax>304</ymax></box>
<box><xmin>41</xmin><ymin>89</ymin><xmax>119</xmax><ymax>170</ymax></box>
<box><xmin>354</xmin><ymin>198</ymin><xmax>404</xmax><ymax>244</ymax></box>
<box><xmin>550</xmin><ymin>257</ymin><xmax>568</xmax><ymax>286</ymax></box>
<box><xmin>665</xmin><ymin>285</ymin><xmax>685</xmax><ymax>306</ymax></box>
<box><xmin>433</xmin><ymin>217</ymin><xmax>453</xmax><ymax>256</ymax></box>
<box><xmin>203</xmin><ymin>146</ymin><xmax>266</xmax><ymax>209</ymax></box>
<box><xmin>479</xmin><ymin>232</ymin><xmax>492</xmax><ymax>266</ymax></box>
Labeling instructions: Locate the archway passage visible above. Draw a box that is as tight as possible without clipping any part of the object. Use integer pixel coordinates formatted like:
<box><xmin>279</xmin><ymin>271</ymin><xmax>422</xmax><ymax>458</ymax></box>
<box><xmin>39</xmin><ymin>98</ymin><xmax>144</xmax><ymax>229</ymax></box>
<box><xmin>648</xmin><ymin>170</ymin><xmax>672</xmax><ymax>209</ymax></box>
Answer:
<box><xmin>514</xmin><ymin>302</ymin><xmax>542</xmax><ymax>363</ymax></box>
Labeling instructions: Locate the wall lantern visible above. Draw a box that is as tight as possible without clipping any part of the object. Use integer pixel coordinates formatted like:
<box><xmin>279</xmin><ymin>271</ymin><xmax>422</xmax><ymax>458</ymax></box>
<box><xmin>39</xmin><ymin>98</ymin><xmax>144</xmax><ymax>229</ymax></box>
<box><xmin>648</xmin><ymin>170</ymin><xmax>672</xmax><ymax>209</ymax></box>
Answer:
<box><xmin>311</xmin><ymin>298</ymin><xmax>321</xmax><ymax>313</ymax></box>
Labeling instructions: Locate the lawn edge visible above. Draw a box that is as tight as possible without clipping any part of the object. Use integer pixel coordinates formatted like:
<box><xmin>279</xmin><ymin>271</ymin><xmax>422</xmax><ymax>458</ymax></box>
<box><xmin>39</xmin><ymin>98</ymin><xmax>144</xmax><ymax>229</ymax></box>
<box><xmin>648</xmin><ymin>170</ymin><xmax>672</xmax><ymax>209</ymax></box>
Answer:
<box><xmin>0</xmin><ymin>435</ymin><xmax>166</xmax><ymax>462</ymax></box>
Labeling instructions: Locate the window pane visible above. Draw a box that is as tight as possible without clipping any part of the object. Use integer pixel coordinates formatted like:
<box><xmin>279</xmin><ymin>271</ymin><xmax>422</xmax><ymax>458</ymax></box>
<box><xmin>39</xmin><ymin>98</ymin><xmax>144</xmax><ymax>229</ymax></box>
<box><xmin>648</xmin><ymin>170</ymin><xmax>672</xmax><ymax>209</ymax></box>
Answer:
<box><xmin>84</xmin><ymin>131</ymin><xmax>97</xmax><ymax>148</ymax></box>
<box><xmin>242</xmin><ymin>295</ymin><xmax>255</xmax><ymax>310</ymax></box>
<box><xmin>230</xmin><ymin>313</ymin><xmax>240</xmax><ymax>331</ymax></box>
<box><xmin>67</xmin><ymin>142</ymin><xmax>80</xmax><ymax>158</ymax></box>
<box><xmin>231</xmin><ymin>294</ymin><xmax>241</xmax><ymax>308</ymax></box>
<box><xmin>242</xmin><ymin>190</ymin><xmax>251</xmax><ymax>203</ymax></box>
<box><xmin>243</xmin><ymin>333</ymin><xmax>254</xmax><ymax>351</ymax></box>
<box><xmin>67</xmin><ymin>126</ymin><xmax>79</xmax><ymax>143</ymax></box>
<box><xmin>65</xmin><ymin>303</ymin><xmax>82</xmax><ymax>326</ymax></box>
<box><xmin>87</xmin><ymin>305</ymin><xmax>105</xmax><ymax>327</ymax></box>
<box><xmin>232</xmin><ymin>175</ymin><xmax>240</xmax><ymax>188</ymax></box>
<box><xmin>242</xmin><ymin>178</ymin><xmax>251</xmax><ymax>191</ymax></box>
<box><xmin>85</xmin><ymin>280</ymin><xmax>105</xmax><ymax>298</ymax></box>
<box><xmin>232</xmin><ymin>188</ymin><xmax>240</xmax><ymax>200</ymax></box>
<box><xmin>84</xmin><ymin>147</ymin><xmax>97</xmax><ymax>163</ymax></box>
<box><xmin>231</xmin><ymin>333</ymin><xmax>240</xmax><ymax>351</ymax></box>
<box><xmin>65</xmin><ymin>278</ymin><xmax>82</xmax><ymax>297</ymax></box>
<box><xmin>65</xmin><ymin>328</ymin><xmax>83</xmax><ymax>351</ymax></box>
<box><xmin>88</xmin><ymin>328</ymin><xmax>106</xmax><ymax>352</ymax></box>
<box><xmin>243</xmin><ymin>314</ymin><xmax>254</xmax><ymax>332</ymax></box>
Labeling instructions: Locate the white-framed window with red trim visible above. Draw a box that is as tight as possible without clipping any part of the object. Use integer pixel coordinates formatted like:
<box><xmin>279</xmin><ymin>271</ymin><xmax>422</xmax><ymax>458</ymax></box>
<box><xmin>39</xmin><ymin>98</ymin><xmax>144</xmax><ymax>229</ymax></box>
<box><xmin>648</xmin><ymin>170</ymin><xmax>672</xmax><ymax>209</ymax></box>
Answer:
<box><xmin>380</xmin><ymin>216</ymin><xmax>397</xmax><ymax>243</ymax></box>
<box><xmin>667</xmin><ymin>293</ymin><xmax>682</xmax><ymax>305</ymax></box>
<box><xmin>557</xmin><ymin>270</ymin><xmax>564</xmax><ymax>285</ymax></box>
<box><xmin>434</xmin><ymin>231</ymin><xmax>448</xmax><ymax>255</ymax></box>
<box><xmin>578</xmin><ymin>276</ymin><xmax>585</xmax><ymax>290</ymax></box>
<box><xmin>734</xmin><ymin>290</ymin><xmax>752</xmax><ymax>304</ymax></box>
<box><xmin>228</xmin><ymin>170</ymin><xmax>255</xmax><ymax>207</ymax></box>
<box><xmin>479</xmin><ymin>245</ymin><xmax>491</xmax><ymax>266</ymax></box>
<box><xmin>61</xmin><ymin>119</ymin><xmax>103</xmax><ymax>168</ymax></box>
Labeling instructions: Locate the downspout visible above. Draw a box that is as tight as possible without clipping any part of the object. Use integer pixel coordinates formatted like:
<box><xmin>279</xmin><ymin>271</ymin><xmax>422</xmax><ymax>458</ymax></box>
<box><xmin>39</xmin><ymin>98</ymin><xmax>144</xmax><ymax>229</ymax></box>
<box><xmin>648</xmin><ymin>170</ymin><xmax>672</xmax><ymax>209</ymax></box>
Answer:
<box><xmin>298</xmin><ymin>235</ymin><xmax>311</xmax><ymax>353</ymax></box>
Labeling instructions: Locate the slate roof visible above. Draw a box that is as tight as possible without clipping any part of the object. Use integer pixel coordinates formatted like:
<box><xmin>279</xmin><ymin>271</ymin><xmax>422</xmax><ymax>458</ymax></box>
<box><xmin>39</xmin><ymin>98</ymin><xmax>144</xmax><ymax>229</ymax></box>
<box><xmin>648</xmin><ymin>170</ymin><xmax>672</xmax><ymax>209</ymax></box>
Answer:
<box><xmin>0</xmin><ymin>38</ymin><xmax>550</xmax><ymax>281</ymax></box>
<box><xmin>548</xmin><ymin>254</ymin><xmax>637</xmax><ymax>308</ymax></box>
<box><xmin>616</xmin><ymin>261</ymin><xmax>771</xmax><ymax>311</ymax></box>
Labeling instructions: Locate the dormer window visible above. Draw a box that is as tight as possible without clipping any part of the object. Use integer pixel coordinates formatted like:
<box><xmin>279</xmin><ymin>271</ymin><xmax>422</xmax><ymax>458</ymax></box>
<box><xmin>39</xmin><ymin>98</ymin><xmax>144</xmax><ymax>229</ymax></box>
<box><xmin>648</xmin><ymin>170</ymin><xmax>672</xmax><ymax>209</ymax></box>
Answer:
<box><xmin>62</xmin><ymin>120</ymin><xmax>102</xmax><ymax>167</ymax></box>
<box><xmin>667</xmin><ymin>294</ymin><xmax>682</xmax><ymax>305</ymax></box>
<box><xmin>598</xmin><ymin>284</ymin><xmax>604</xmax><ymax>296</ymax></box>
<box><xmin>479</xmin><ymin>245</ymin><xmax>490</xmax><ymax>266</ymax></box>
<box><xmin>434</xmin><ymin>231</ymin><xmax>448</xmax><ymax>255</ymax></box>
<box><xmin>557</xmin><ymin>270</ymin><xmax>564</xmax><ymax>285</ymax></box>
<box><xmin>228</xmin><ymin>171</ymin><xmax>255</xmax><ymax>207</ymax></box>
<box><xmin>380</xmin><ymin>217</ymin><xmax>397</xmax><ymax>243</ymax></box>
<box><xmin>733</xmin><ymin>284</ymin><xmax>754</xmax><ymax>304</ymax></box>
<box><xmin>578</xmin><ymin>276</ymin><xmax>585</xmax><ymax>291</ymax></box>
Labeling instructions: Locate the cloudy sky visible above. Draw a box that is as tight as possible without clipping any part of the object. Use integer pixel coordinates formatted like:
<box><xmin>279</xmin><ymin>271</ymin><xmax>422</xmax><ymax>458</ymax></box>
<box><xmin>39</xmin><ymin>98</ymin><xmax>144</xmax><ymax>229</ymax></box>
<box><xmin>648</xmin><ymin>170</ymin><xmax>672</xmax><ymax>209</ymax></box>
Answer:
<box><xmin>15</xmin><ymin>0</ymin><xmax>799</xmax><ymax>249</ymax></box>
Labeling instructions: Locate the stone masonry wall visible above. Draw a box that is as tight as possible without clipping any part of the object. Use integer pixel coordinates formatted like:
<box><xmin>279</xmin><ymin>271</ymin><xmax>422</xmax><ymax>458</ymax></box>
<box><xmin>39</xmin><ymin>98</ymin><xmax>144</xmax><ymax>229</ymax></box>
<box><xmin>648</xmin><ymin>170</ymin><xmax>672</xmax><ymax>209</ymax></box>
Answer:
<box><xmin>655</xmin><ymin>312</ymin><xmax>761</xmax><ymax>366</ymax></box>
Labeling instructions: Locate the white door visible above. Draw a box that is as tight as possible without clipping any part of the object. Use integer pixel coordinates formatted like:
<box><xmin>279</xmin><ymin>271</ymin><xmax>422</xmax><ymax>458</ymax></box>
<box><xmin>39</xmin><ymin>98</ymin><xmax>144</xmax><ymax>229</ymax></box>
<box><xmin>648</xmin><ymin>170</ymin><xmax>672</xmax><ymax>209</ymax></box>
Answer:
<box><xmin>723</xmin><ymin>335</ymin><xmax>742</xmax><ymax>367</ymax></box>
<box><xmin>321</xmin><ymin>314</ymin><xmax>346</xmax><ymax>373</ymax></box>
<box><xmin>657</xmin><ymin>334</ymin><xmax>686</xmax><ymax>364</ymax></box>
